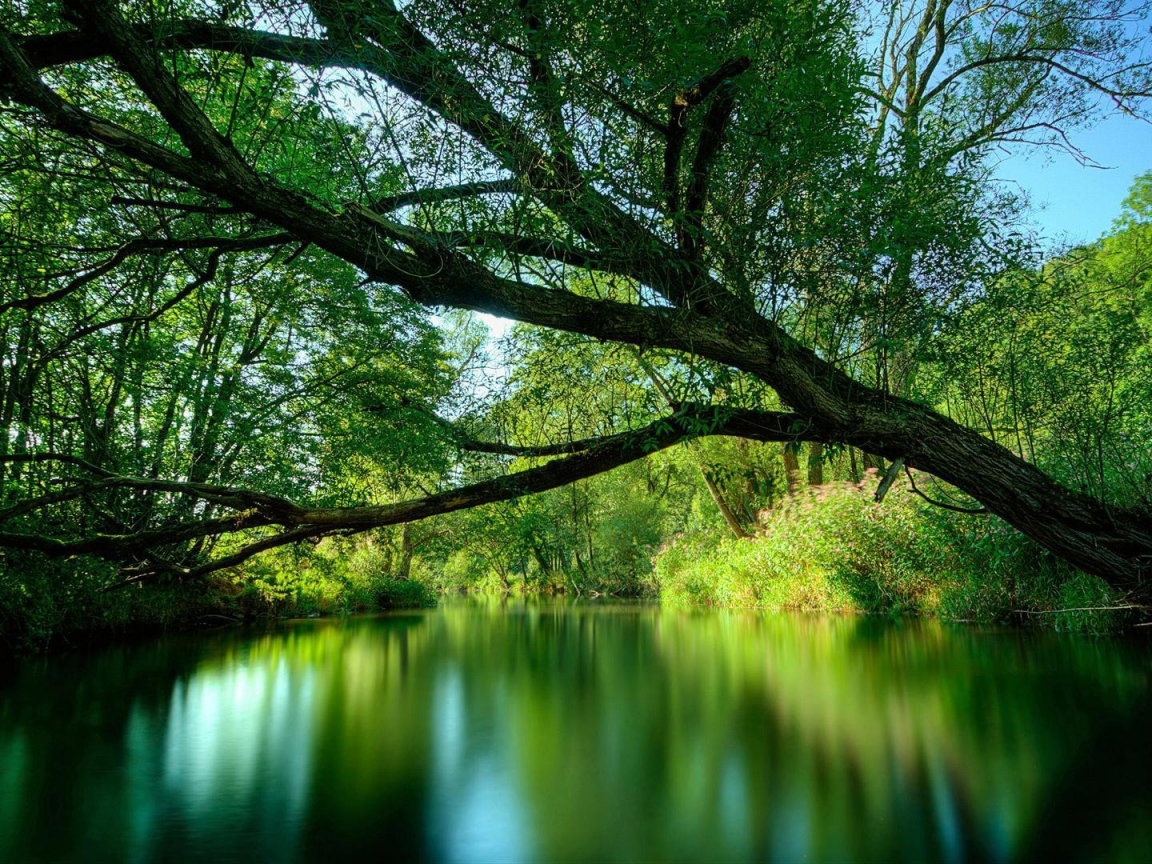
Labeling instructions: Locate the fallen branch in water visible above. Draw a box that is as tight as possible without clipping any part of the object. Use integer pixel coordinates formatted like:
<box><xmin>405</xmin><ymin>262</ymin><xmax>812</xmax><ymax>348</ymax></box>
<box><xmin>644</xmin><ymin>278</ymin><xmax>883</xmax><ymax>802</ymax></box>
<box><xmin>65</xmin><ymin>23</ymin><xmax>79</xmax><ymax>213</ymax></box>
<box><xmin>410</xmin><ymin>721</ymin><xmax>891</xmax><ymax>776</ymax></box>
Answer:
<box><xmin>1014</xmin><ymin>604</ymin><xmax>1149</xmax><ymax>615</ymax></box>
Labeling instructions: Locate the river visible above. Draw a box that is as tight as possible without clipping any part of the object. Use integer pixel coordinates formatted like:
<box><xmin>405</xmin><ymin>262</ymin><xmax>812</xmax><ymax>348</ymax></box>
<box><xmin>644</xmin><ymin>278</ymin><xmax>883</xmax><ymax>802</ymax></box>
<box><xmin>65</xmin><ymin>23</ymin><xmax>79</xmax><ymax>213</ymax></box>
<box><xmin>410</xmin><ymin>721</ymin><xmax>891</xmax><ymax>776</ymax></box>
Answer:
<box><xmin>2</xmin><ymin>599</ymin><xmax>1151</xmax><ymax>862</ymax></box>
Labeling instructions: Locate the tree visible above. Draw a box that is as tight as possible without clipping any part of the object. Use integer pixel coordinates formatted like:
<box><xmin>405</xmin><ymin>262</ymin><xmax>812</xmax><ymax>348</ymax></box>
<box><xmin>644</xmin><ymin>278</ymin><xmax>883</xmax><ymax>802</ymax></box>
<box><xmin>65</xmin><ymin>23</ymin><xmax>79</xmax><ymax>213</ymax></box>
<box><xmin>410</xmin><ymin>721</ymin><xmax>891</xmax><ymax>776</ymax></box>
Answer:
<box><xmin>930</xmin><ymin>173</ymin><xmax>1152</xmax><ymax>509</ymax></box>
<box><xmin>0</xmin><ymin>0</ymin><xmax>1150</xmax><ymax>588</ymax></box>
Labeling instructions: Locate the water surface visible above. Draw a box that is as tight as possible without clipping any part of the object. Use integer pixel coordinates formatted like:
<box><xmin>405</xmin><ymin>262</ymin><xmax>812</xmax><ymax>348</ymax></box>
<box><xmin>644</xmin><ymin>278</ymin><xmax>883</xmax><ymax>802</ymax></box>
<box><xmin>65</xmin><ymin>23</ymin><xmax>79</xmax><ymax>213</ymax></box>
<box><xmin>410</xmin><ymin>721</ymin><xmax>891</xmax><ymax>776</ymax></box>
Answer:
<box><xmin>2</xmin><ymin>600</ymin><xmax>1151</xmax><ymax>862</ymax></box>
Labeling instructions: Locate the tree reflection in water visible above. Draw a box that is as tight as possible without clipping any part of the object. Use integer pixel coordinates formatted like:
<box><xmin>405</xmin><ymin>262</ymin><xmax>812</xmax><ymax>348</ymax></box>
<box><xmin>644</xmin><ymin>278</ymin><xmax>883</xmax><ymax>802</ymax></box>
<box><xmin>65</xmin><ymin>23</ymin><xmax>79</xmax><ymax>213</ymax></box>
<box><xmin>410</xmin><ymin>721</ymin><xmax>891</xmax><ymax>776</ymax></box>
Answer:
<box><xmin>1</xmin><ymin>601</ymin><xmax>1150</xmax><ymax>862</ymax></box>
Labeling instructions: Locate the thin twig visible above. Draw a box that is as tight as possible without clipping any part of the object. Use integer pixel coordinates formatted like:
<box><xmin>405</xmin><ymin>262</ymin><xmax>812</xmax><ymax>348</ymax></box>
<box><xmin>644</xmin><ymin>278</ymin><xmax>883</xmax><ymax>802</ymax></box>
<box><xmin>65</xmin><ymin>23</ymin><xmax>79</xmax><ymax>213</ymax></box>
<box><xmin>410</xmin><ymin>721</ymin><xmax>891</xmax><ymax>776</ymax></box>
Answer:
<box><xmin>905</xmin><ymin>466</ymin><xmax>988</xmax><ymax>514</ymax></box>
<box><xmin>1015</xmin><ymin>605</ymin><xmax>1147</xmax><ymax>615</ymax></box>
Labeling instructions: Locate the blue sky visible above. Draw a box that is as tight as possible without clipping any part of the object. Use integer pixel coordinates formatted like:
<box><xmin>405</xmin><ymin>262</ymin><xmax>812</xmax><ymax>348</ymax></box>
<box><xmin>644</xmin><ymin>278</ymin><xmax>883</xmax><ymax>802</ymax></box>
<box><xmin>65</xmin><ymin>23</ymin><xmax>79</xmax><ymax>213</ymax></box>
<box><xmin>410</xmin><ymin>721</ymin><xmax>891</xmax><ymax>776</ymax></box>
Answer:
<box><xmin>999</xmin><ymin>111</ymin><xmax>1152</xmax><ymax>245</ymax></box>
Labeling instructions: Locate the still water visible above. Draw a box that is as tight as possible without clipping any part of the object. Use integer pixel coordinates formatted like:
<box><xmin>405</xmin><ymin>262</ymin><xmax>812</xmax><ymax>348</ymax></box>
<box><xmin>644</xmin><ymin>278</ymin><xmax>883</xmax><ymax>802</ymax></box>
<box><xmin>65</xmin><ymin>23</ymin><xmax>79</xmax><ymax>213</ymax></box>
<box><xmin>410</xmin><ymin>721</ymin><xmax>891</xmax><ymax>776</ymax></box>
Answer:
<box><xmin>2</xmin><ymin>600</ymin><xmax>1152</xmax><ymax>863</ymax></box>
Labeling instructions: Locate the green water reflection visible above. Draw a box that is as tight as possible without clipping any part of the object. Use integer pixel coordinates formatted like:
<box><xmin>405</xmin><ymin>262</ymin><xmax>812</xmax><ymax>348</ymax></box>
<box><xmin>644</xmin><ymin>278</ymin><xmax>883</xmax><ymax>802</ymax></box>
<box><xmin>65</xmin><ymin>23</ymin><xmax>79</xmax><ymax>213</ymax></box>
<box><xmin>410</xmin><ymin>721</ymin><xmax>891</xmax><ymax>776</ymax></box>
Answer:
<box><xmin>2</xmin><ymin>601</ymin><xmax>1151</xmax><ymax>862</ymax></box>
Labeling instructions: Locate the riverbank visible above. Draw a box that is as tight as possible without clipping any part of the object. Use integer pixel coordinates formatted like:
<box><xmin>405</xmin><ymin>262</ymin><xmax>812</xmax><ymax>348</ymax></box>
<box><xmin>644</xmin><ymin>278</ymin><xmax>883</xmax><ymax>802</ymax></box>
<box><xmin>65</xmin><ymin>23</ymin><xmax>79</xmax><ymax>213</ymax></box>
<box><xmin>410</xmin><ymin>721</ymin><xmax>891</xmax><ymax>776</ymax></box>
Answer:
<box><xmin>3</xmin><ymin>475</ymin><xmax>1143</xmax><ymax>654</ymax></box>
<box><xmin>653</xmin><ymin>479</ymin><xmax>1136</xmax><ymax>633</ymax></box>
<box><xmin>0</xmin><ymin>551</ymin><xmax>432</xmax><ymax>654</ymax></box>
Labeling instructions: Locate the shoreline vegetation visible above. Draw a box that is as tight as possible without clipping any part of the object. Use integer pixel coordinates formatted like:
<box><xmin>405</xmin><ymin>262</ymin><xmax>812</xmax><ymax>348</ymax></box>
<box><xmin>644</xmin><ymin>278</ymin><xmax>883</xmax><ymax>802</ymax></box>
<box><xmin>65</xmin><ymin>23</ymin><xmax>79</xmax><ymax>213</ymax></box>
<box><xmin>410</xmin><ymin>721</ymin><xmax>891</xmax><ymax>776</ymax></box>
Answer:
<box><xmin>4</xmin><ymin>471</ymin><xmax>1140</xmax><ymax>654</ymax></box>
<box><xmin>653</xmin><ymin>472</ymin><xmax>1136</xmax><ymax>635</ymax></box>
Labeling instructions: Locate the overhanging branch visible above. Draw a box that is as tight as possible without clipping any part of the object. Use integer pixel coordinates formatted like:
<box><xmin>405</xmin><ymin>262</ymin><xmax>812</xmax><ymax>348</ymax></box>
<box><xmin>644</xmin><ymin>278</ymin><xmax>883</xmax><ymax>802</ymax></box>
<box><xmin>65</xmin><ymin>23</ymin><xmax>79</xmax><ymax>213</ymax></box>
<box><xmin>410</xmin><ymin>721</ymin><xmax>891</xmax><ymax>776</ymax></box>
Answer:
<box><xmin>0</xmin><ymin>404</ymin><xmax>820</xmax><ymax>581</ymax></box>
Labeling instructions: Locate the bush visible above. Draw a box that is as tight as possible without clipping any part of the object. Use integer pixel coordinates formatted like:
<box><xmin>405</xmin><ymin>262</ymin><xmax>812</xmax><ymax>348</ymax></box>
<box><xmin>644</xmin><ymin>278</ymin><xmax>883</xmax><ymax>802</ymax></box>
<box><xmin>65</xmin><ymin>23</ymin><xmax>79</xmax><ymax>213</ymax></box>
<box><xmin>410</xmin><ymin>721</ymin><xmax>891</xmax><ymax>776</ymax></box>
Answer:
<box><xmin>654</xmin><ymin>473</ymin><xmax>1127</xmax><ymax>631</ymax></box>
<box><xmin>0</xmin><ymin>532</ymin><xmax>435</xmax><ymax>653</ymax></box>
<box><xmin>233</xmin><ymin>534</ymin><xmax>436</xmax><ymax>616</ymax></box>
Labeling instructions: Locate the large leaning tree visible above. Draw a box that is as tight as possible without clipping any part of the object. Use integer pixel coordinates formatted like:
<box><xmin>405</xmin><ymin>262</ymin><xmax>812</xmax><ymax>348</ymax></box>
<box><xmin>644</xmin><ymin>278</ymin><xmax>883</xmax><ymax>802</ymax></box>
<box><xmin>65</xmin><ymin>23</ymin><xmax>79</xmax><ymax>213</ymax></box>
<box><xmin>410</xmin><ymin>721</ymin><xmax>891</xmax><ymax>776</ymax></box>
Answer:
<box><xmin>0</xmin><ymin>0</ymin><xmax>1150</xmax><ymax>588</ymax></box>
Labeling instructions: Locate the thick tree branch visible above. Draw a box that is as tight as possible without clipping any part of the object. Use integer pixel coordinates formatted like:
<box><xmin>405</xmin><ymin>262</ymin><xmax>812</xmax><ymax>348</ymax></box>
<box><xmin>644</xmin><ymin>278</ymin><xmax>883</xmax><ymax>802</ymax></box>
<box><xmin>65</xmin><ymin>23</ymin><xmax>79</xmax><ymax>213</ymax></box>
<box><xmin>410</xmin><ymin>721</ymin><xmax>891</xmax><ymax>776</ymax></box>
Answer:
<box><xmin>369</xmin><ymin>179</ymin><xmax>523</xmax><ymax>213</ymax></box>
<box><xmin>0</xmin><ymin>404</ymin><xmax>820</xmax><ymax>582</ymax></box>
<box><xmin>65</xmin><ymin>0</ymin><xmax>253</xmax><ymax>175</ymax></box>
<box><xmin>682</xmin><ymin>80</ymin><xmax>738</xmax><ymax>261</ymax></box>
<box><xmin>7</xmin><ymin>10</ymin><xmax>727</xmax><ymax>308</ymax></box>
<box><xmin>305</xmin><ymin>0</ymin><xmax>684</xmax><ymax>299</ymax></box>
<box><xmin>663</xmin><ymin>57</ymin><xmax>750</xmax><ymax>298</ymax></box>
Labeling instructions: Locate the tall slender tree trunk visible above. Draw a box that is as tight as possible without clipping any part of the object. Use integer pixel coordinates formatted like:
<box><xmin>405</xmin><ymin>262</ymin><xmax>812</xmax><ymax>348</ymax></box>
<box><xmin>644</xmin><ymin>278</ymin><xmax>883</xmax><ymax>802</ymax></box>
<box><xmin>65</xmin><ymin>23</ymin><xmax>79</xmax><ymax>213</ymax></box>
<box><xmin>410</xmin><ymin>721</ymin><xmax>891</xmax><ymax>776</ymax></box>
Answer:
<box><xmin>395</xmin><ymin>524</ymin><xmax>414</xmax><ymax>581</ymax></box>
<box><xmin>782</xmin><ymin>445</ymin><xmax>802</xmax><ymax>495</ymax></box>
<box><xmin>699</xmin><ymin>465</ymin><xmax>749</xmax><ymax>538</ymax></box>
<box><xmin>807</xmin><ymin>442</ymin><xmax>824</xmax><ymax>486</ymax></box>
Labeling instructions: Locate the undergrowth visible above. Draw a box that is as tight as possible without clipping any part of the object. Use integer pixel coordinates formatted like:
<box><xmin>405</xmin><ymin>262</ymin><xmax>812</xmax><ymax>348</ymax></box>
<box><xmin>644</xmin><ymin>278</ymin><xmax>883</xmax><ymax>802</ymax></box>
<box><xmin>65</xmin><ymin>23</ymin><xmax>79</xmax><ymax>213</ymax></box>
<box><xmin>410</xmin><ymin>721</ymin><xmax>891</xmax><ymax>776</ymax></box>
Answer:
<box><xmin>0</xmin><ymin>535</ymin><xmax>433</xmax><ymax>654</ymax></box>
<box><xmin>654</xmin><ymin>473</ymin><xmax>1132</xmax><ymax>633</ymax></box>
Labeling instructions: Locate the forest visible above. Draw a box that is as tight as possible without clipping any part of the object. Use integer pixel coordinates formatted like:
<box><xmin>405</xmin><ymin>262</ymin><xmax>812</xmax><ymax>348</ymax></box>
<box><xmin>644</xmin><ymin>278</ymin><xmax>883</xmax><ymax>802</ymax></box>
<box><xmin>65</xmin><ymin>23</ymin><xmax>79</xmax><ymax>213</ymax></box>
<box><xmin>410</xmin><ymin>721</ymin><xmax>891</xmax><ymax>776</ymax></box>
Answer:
<box><xmin>2</xmin><ymin>0</ymin><xmax>1151</xmax><ymax>649</ymax></box>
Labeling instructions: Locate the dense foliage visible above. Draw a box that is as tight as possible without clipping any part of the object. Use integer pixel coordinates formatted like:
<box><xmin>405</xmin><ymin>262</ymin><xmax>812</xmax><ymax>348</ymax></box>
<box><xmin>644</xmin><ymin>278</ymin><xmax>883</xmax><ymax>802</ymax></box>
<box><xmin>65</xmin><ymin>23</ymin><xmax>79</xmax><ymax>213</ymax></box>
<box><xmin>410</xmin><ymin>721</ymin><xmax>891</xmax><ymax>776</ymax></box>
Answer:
<box><xmin>0</xmin><ymin>0</ymin><xmax>1150</xmax><ymax>648</ymax></box>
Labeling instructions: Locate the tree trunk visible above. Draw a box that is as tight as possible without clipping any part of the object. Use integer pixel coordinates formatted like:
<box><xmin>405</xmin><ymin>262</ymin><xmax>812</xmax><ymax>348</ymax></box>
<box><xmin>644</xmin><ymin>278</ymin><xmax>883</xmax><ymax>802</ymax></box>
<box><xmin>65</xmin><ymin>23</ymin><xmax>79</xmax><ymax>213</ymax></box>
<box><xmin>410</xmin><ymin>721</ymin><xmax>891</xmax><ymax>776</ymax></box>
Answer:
<box><xmin>782</xmin><ymin>446</ymin><xmax>801</xmax><ymax>496</ymax></box>
<box><xmin>699</xmin><ymin>465</ymin><xmax>749</xmax><ymax>538</ymax></box>
<box><xmin>807</xmin><ymin>442</ymin><xmax>824</xmax><ymax>486</ymax></box>
<box><xmin>395</xmin><ymin>524</ymin><xmax>414</xmax><ymax>581</ymax></box>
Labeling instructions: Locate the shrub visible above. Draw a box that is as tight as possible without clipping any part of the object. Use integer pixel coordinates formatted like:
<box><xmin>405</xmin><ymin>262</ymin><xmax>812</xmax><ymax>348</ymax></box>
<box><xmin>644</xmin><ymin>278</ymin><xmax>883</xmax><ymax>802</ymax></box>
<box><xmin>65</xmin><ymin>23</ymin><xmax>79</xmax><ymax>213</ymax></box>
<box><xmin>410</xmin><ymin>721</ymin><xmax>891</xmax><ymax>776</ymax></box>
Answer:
<box><xmin>654</xmin><ymin>472</ymin><xmax>1126</xmax><ymax>630</ymax></box>
<box><xmin>0</xmin><ymin>532</ymin><xmax>435</xmax><ymax>652</ymax></box>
